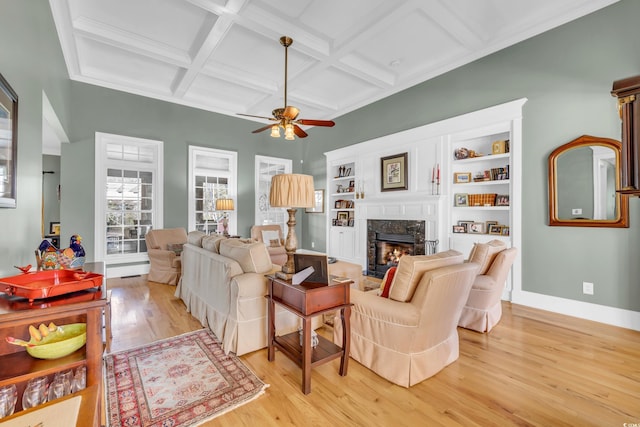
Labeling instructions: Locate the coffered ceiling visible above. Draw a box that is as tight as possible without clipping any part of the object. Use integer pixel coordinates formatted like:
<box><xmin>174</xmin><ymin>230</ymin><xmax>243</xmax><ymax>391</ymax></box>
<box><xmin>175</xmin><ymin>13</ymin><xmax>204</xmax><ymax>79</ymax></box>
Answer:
<box><xmin>49</xmin><ymin>0</ymin><xmax>618</xmax><ymax>125</ymax></box>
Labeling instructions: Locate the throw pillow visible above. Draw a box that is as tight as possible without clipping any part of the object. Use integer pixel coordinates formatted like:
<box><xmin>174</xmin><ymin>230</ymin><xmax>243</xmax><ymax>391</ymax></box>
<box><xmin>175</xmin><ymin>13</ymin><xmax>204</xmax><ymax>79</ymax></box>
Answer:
<box><xmin>166</xmin><ymin>243</ymin><xmax>184</xmax><ymax>255</ymax></box>
<box><xmin>269</xmin><ymin>239</ymin><xmax>281</xmax><ymax>248</ymax></box>
<box><xmin>261</xmin><ymin>230</ymin><xmax>281</xmax><ymax>246</ymax></box>
<box><xmin>468</xmin><ymin>239</ymin><xmax>506</xmax><ymax>275</ymax></box>
<box><xmin>380</xmin><ymin>267</ymin><xmax>397</xmax><ymax>298</ymax></box>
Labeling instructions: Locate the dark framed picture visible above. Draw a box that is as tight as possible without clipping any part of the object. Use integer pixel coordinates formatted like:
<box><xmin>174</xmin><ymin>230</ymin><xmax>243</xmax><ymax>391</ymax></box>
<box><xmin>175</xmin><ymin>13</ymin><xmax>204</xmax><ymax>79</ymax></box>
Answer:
<box><xmin>454</xmin><ymin>193</ymin><xmax>468</xmax><ymax>207</ymax></box>
<box><xmin>452</xmin><ymin>225</ymin><xmax>466</xmax><ymax>233</ymax></box>
<box><xmin>0</xmin><ymin>73</ymin><xmax>18</xmax><ymax>208</ymax></box>
<box><xmin>488</xmin><ymin>224</ymin><xmax>503</xmax><ymax>235</ymax></box>
<box><xmin>337</xmin><ymin>211</ymin><xmax>349</xmax><ymax>221</ymax></box>
<box><xmin>453</xmin><ymin>172</ymin><xmax>471</xmax><ymax>183</ymax></box>
<box><xmin>380</xmin><ymin>152</ymin><xmax>408</xmax><ymax>192</ymax></box>
<box><xmin>49</xmin><ymin>222</ymin><xmax>61</xmax><ymax>235</ymax></box>
<box><xmin>305</xmin><ymin>190</ymin><xmax>324</xmax><ymax>213</ymax></box>
<box><xmin>348</xmin><ymin>180</ymin><xmax>355</xmax><ymax>192</ymax></box>
<box><xmin>496</xmin><ymin>194</ymin><xmax>510</xmax><ymax>206</ymax></box>
<box><xmin>458</xmin><ymin>220</ymin><xmax>474</xmax><ymax>232</ymax></box>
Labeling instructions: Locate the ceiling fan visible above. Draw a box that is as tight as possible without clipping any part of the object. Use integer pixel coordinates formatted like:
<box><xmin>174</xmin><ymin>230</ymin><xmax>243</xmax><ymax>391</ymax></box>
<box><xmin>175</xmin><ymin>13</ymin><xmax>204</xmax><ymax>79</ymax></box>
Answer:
<box><xmin>237</xmin><ymin>36</ymin><xmax>335</xmax><ymax>140</ymax></box>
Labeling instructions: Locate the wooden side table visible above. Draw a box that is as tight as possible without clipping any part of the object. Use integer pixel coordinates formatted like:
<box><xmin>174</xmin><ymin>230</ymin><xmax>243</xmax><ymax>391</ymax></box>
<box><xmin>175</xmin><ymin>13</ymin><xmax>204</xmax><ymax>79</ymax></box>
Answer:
<box><xmin>267</xmin><ymin>275</ymin><xmax>351</xmax><ymax>394</ymax></box>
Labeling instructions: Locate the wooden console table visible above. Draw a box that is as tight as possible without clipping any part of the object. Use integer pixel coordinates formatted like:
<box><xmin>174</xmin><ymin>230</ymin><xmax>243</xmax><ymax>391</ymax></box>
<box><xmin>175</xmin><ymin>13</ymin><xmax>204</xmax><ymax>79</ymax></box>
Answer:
<box><xmin>266</xmin><ymin>275</ymin><xmax>352</xmax><ymax>394</ymax></box>
<box><xmin>0</xmin><ymin>262</ymin><xmax>106</xmax><ymax>425</ymax></box>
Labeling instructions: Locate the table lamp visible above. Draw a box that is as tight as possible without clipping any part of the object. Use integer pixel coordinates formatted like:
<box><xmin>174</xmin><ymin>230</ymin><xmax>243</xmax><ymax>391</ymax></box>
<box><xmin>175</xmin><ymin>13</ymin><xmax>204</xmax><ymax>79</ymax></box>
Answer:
<box><xmin>269</xmin><ymin>174</ymin><xmax>314</xmax><ymax>278</ymax></box>
<box><xmin>215</xmin><ymin>198</ymin><xmax>234</xmax><ymax>236</ymax></box>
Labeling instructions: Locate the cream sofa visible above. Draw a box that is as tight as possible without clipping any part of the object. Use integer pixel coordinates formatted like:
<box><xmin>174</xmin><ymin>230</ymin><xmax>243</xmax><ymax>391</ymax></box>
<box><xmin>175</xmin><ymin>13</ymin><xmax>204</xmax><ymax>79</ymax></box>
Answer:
<box><xmin>333</xmin><ymin>250</ymin><xmax>477</xmax><ymax>387</ymax></box>
<box><xmin>176</xmin><ymin>231</ymin><xmax>319</xmax><ymax>356</ymax></box>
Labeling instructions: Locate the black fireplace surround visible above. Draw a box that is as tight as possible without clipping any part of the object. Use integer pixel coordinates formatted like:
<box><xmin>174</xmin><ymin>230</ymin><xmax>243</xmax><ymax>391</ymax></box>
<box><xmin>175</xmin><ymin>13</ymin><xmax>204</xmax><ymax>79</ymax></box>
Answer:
<box><xmin>366</xmin><ymin>219</ymin><xmax>425</xmax><ymax>278</ymax></box>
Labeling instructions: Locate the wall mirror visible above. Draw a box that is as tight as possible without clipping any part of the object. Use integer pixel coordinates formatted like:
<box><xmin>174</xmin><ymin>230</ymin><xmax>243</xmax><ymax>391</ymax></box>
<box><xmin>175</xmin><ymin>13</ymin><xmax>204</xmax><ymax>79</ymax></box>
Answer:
<box><xmin>549</xmin><ymin>135</ymin><xmax>628</xmax><ymax>227</ymax></box>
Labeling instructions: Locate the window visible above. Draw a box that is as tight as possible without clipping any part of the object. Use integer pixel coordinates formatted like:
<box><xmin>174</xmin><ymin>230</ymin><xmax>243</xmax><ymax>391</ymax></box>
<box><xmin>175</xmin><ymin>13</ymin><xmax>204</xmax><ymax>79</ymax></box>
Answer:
<box><xmin>255</xmin><ymin>155</ymin><xmax>292</xmax><ymax>230</ymax></box>
<box><xmin>188</xmin><ymin>146</ymin><xmax>237</xmax><ymax>234</ymax></box>
<box><xmin>94</xmin><ymin>133</ymin><xmax>163</xmax><ymax>264</ymax></box>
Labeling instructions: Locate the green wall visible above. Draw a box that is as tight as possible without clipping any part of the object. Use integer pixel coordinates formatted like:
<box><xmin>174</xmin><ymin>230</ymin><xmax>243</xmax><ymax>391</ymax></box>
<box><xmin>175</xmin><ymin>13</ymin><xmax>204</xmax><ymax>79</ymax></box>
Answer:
<box><xmin>1</xmin><ymin>1</ymin><xmax>639</xmax><ymax>314</ymax></box>
<box><xmin>0</xmin><ymin>0</ymin><xmax>70</xmax><ymax>271</ymax></box>
<box><xmin>302</xmin><ymin>0</ymin><xmax>640</xmax><ymax>312</ymax></box>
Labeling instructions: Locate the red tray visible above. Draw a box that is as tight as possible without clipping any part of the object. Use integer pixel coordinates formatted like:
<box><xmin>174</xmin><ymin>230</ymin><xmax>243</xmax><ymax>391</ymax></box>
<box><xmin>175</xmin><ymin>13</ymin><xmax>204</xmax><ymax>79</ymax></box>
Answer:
<box><xmin>0</xmin><ymin>270</ymin><xmax>103</xmax><ymax>302</ymax></box>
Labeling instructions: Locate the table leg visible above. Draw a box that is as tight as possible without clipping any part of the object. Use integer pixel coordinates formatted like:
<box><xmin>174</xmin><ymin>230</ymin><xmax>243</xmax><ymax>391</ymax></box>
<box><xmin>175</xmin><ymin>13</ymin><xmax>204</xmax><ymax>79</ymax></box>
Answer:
<box><xmin>339</xmin><ymin>305</ymin><xmax>351</xmax><ymax>376</ymax></box>
<box><xmin>267</xmin><ymin>287</ymin><xmax>276</xmax><ymax>362</ymax></box>
<box><xmin>302</xmin><ymin>317</ymin><xmax>312</xmax><ymax>394</ymax></box>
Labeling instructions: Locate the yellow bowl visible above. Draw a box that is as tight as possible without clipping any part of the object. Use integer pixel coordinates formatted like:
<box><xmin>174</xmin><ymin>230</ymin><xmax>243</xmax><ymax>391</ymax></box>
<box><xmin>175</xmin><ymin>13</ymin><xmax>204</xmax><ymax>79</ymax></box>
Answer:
<box><xmin>26</xmin><ymin>323</ymin><xmax>87</xmax><ymax>360</ymax></box>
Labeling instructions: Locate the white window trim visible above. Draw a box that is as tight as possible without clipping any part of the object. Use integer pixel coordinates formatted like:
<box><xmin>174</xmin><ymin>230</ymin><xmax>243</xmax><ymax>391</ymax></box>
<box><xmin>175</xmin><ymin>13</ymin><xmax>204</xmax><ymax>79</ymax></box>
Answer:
<box><xmin>188</xmin><ymin>146</ymin><xmax>238</xmax><ymax>234</ymax></box>
<box><xmin>94</xmin><ymin>132</ymin><xmax>164</xmax><ymax>264</ymax></box>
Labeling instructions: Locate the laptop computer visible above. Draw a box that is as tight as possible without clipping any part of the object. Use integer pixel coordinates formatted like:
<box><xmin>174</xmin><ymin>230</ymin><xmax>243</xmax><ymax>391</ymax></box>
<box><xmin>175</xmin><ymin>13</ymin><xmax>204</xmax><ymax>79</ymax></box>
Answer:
<box><xmin>293</xmin><ymin>253</ymin><xmax>329</xmax><ymax>285</ymax></box>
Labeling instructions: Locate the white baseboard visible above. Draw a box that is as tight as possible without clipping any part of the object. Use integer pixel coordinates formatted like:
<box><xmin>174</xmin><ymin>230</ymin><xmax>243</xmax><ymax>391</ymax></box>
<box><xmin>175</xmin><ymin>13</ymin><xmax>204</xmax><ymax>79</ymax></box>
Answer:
<box><xmin>511</xmin><ymin>290</ymin><xmax>640</xmax><ymax>331</ymax></box>
<box><xmin>106</xmin><ymin>263</ymin><xmax>149</xmax><ymax>279</ymax></box>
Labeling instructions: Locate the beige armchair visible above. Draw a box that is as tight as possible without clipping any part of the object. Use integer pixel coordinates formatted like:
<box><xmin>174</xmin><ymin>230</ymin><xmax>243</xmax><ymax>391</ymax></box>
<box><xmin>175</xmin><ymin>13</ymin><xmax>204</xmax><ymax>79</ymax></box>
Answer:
<box><xmin>145</xmin><ymin>228</ymin><xmax>187</xmax><ymax>285</ymax></box>
<box><xmin>250</xmin><ymin>225</ymin><xmax>287</xmax><ymax>266</ymax></box>
<box><xmin>333</xmin><ymin>250</ymin><xmax>478</xmax><ymax>387</ymax></box>
<box><xmin>458</xmin><ymin>246</ymin><xmax>518</xmax><ymax>333</ymax></box>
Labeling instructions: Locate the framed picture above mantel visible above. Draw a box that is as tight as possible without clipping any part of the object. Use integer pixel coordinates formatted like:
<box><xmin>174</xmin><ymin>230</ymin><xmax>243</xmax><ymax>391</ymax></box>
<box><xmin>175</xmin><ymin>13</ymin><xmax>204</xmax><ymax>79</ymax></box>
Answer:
<box><xmin>380</xmin><ymin>152</ymin><xmax>408</xmax><ymax>192</ymax></box>
<box><xmin>0</xmin><ymin>72</ymin><xmax>18</xmax><ymax>208</ymax></box>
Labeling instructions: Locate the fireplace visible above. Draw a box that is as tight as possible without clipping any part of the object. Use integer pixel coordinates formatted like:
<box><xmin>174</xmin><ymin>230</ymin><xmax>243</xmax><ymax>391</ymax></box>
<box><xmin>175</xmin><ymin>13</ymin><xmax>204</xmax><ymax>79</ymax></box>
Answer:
<box><xmin>367</xmin><ymin>220</ymin><xmax>426</xmax><ymax>278</ymax></box>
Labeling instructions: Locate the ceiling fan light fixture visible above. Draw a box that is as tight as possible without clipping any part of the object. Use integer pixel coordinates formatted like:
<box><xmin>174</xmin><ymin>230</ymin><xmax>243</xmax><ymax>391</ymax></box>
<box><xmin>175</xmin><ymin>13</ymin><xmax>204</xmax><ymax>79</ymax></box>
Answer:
<box><xmin>237</xmin><ymin>36</ymin><xmax>335</xmax><ymax>140</ymax></box>
<box><xmin>284</xmin><ymin>123</ymin><xmax>295</xmax><ymax>140</ymax></box>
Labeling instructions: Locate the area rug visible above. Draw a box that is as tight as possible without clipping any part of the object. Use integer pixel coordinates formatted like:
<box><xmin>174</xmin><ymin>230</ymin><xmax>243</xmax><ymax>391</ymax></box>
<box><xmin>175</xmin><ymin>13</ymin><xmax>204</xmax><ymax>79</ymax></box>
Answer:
<box><xmin>104</xmin><ymin>329</ymin><xmax>268</xmax><ymax>427</ymax></box>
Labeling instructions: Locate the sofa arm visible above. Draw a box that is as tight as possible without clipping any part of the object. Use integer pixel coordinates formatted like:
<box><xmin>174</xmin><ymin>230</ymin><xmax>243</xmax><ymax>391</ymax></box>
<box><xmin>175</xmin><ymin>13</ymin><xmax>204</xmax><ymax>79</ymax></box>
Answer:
<box><xmin>350</xmin><ymin>289</ymin><xmax>420</xmax><ymax>326</ymax></box>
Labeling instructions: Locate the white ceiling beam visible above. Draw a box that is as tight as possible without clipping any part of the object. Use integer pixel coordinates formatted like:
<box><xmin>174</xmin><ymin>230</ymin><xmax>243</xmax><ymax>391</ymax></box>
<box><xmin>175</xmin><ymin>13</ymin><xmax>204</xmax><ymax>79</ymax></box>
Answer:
<box><xmin>73</xmin><ymin>16</ymin><xmax>191</xmax><ymax>67</ymax></box>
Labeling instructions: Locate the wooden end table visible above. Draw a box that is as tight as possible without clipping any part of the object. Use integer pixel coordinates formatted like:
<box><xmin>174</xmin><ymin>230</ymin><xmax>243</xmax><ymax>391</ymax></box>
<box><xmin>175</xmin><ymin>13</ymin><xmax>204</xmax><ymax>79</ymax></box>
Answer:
<box><xmin>267</xmin><ymin>275</ymin><xmax>352</xmax><ymax>394</ymax></box>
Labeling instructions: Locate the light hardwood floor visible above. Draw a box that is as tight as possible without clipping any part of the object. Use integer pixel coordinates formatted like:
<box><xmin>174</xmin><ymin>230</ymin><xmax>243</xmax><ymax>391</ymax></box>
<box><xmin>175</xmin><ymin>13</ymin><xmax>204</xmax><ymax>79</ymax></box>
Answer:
<box><xmin>107</xmin><ymin>276</ymin><xmax>640</xmax><ymax>426</ymax></box>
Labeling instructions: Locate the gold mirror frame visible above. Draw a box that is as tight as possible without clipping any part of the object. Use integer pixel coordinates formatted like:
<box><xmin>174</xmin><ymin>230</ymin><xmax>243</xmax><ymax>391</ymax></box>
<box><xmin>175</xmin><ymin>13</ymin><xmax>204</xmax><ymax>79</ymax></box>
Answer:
<box><xmin>548</xmin><ymin>135</ymin><xmax>629</xmax><ymax>227</ymax></box>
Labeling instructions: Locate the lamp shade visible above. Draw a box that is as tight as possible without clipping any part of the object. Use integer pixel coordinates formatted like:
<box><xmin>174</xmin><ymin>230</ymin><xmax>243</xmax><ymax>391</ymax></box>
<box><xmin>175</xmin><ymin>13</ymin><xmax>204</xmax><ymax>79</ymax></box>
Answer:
<box><xmin>269</xmin><ymin>174</ymin><xmax>315</xmax><ymax>208</ymax></box>
<box><xmin>215</xmin><ymin>198</ymin><xmax>234</xmax><ymax>211</ymax></box>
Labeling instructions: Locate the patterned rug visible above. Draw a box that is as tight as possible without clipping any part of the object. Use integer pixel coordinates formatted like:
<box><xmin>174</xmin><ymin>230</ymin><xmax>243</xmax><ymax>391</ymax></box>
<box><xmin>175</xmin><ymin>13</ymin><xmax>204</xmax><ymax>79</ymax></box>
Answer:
<box><xmin>104</xmin><ymin>329</ymin><xmax>268</xmax><ymax>427</ymax></box>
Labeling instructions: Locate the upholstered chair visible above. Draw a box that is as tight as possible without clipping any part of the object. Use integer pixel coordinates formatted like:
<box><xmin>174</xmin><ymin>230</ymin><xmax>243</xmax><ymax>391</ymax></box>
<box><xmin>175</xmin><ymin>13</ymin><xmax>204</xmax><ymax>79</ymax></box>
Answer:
<box><xmin>458</xmin><ymin>245</ymin><xmax>518</xmax><ymax>333</ymax></box>
<box><xmin>250</xmin><ymin>225</ymin><xmax>287</xmax><ymax>266</ymax></box>
<box><xmin>145</xmin><ymin>228</ymin><xmax>187</xmax><ymax>285</ymax></box>
<box><xmin>333</xmin><ymin>250</ymin><xmax>478</xmax><ymax>387</ymax></box>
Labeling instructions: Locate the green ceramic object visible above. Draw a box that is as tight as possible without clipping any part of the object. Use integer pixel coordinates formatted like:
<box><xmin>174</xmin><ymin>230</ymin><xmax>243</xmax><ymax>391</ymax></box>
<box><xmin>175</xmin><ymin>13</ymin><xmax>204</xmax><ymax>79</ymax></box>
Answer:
<box><xmin>26</xmin><ymin>323</ymin><xmax>87</xmax><ymax>360</ymax></box>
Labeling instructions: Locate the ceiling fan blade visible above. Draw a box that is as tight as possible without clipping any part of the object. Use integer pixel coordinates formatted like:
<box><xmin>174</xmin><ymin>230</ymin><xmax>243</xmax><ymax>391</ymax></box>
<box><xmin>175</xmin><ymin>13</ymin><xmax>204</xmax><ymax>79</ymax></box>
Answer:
<box><xmin>283</xmin><ymin>106</ymin><xmax>300</xmax><ymax>120</ymax></box>
<box><xmin>295</xmin><ymin>119</ymin><xmax>336</xmax><ymax>127</ymax></box>
<box><xmin>237</xmin><ymin>113</ymin><xmax>277</xmax><ymax>121</ymax></box>
<box><xmin>252</xmin><ymin>124</ymin><xmax>275</xmax><ymax>134</ymax></box>
<box><xmin>293</xmin><ymin>125</ymin><xmax>308</xmax><ymax>138</ymax></box>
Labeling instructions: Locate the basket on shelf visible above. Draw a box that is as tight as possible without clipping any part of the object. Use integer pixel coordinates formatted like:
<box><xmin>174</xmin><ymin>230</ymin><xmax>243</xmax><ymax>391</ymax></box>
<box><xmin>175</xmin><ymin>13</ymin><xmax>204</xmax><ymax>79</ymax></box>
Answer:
<box><xmin>468</xmin><ymin>193</ymin><xmax>497</xmax><ymax>206</ymax></box>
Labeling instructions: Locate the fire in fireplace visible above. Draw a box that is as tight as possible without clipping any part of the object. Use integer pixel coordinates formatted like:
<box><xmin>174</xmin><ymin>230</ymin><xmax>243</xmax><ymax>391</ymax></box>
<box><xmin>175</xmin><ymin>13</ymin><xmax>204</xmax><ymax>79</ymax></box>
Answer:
<box><xmin>367</xmin><ymin>220</ymin><xmax>426</xmax><ymax>278</ymax></box>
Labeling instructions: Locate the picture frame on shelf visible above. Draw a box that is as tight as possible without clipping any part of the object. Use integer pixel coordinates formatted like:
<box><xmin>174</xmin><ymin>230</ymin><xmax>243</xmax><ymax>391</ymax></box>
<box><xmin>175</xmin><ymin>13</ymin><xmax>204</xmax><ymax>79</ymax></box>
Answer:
<box><xmin>501</xmin><ymin>226</ymin><xmax>510</xmax><ymax>236</ymax></box>
<box><xmin>454</xmin><ymin>193</ymin><xmax>468</xmax><ymax>207</ymax></box>
<box><xmin>452</xmin><ymin>225</ymin><xmax>466</xmax><ymax>233</ymax></box>
<box><xmin>348</xmin><ymin>218</ymin><xmax>354</xmax><ymax>227</ymax></box>
<box><xmin>380</xmin><ymin>152</ymin><xmax>408</xmax><ymax>192</ymax></box>
<box><xmin>458</xmin><ymin>220</ymin><xmax>474</xmax><ymax>232</ymax></box>
<box><xmin>469</xmin><ymin>222</ymin><xmax>484</xmax><ymax>234</ymax></box>
<box><xmin>485</xmin><ymin>220</ymin><xmax>498</xmax><ymax>230</ymax></box>
<box><xmin>496</xmin><ymin>194</ymin><xmax>510</xmax><ymax>206</ymax></box>
<box><xmin>453</xmin><ymin>172</ymin><xmax>472</xmax><ymax>183</ymax></box>
<box><xmin>488</xmin><ymin>224</ymin><xmax>503</xmax><ymax>235</ymax></box>
<box><xmin>348</xmin><ymin>180</ymin><xmax>355</xmax><ymax>192</ymax></box>
<box><xmin>337</xmin><ymin>211</ymin><xmax>349</xmax><ymax>222</ymax></box>
<box><xmin>0</xmin><ymin>73</ymin><xmax>18</xmax><ymax>208</ymax></box>
<box><xmin>49</xmin><ymin>222</ymin><xmax>61</xmax><ymax>235</ymax></box>
<box><xmin>305</xmin><ymin>190</ymin><xmax>324</xmax><ymax>213</ymax></box>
